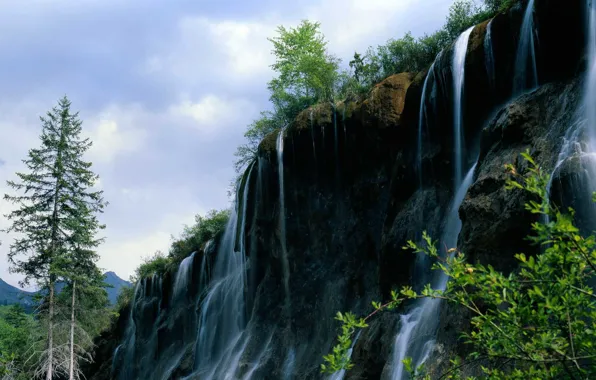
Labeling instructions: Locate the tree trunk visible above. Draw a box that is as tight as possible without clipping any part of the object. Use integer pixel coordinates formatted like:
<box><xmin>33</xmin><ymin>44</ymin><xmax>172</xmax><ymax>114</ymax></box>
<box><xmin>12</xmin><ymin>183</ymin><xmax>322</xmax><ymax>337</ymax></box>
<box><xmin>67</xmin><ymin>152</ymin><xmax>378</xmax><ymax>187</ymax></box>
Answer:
<box><xmin>46</xmin><ymin>278</ymin><xmax>54</xmax><ymax>380</ymax></box>
<box><xmin>69</xmin><ymin>281</ymin><xmax>76</xmax><ymax>380</ymax></box>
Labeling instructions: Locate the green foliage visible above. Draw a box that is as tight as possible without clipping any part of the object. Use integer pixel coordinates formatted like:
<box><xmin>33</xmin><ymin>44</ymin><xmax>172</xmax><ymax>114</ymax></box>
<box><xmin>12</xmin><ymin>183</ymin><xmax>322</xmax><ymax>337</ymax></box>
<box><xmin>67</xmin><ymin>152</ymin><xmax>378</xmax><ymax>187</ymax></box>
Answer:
<box><xmin>2</xmin><ymin>96</ymin><xmax>108</xmax><ymax>379</ymax></box>
<box><xmin>131</xmin><ymin>251</ymin><xmax>171</xmax><ymax>283</ymax></box>
<box><xmin>234</xmin><ymin>1</ymin><xmax>508</xmax><ymax>173</ymax></box>
<box><xmin>168</xmin><ymin>209</ymin><xmax>230</xmax><ymax>265</ymax></box>
<box><xmin>0</xmin><ymin>305</ymin><xmax>36</xmax><ymax>379</ymax></box>
<box><xmin>323</xmin><ymin>151</ymin><xmax>596</xmax><ymax>378</ymax></box>
<box><xmin>268</xmin><ymin>20</ymin><xmax>340</xmax><ymax>118</ymax></box>
<box><xmin>235</xmin><ymin>20</ymin><xmax>340</xmax><ymax>172</ymax></box>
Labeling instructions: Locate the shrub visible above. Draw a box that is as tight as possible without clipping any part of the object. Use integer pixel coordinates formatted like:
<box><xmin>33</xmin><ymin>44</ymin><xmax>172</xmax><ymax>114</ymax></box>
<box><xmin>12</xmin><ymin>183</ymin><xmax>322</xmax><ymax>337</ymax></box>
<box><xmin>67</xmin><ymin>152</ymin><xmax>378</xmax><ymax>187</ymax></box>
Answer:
<box><xmin>323</xmin><ymin>151</ymin><xmax>596</xmax><ymax>379</ymax></box>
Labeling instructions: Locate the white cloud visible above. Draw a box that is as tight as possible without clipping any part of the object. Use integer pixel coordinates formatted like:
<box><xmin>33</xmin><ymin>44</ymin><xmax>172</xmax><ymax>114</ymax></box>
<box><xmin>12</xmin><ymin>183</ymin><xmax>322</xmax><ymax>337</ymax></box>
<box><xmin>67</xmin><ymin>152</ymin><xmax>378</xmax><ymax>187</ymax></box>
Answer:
<box><xmin>85</xmin><ymin>105</ymin><xmax>149</xmax><ymax>164</ymax></box>
<box><xmin>96</xmin><ymin>209</ymin><xmax>202</xmax><ymax>280</ymax></box>
<box><xmin>169</xmin><ymin>94</ymin><xmax>256</xmax><ymax>136</ymax></box>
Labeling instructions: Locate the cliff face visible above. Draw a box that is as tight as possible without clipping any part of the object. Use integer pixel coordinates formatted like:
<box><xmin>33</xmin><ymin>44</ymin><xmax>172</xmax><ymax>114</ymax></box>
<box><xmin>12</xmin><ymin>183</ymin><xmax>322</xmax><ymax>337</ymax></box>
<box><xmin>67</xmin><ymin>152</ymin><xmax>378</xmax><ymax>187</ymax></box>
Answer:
<box><xmin>95</xmin><ymin>0</ymin><xmax>592</xmax><ymax>379</ymax></box>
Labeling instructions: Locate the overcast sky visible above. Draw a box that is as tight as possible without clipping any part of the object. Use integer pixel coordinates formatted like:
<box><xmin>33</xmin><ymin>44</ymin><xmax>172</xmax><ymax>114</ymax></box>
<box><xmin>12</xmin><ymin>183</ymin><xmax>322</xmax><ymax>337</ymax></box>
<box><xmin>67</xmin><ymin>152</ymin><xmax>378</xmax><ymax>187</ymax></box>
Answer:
<box><xmin>0</xmin><ymin>0</ymin><xmax>454</xmax><ymax>289</ymax></box>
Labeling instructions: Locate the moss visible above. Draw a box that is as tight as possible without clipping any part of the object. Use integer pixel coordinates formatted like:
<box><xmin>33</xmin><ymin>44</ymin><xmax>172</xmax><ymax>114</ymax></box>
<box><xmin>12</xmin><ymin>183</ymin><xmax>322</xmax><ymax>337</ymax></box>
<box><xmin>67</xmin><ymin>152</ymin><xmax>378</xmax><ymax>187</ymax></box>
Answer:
<box><xmin>258</xmin><ymin>128</ymin><xmax>280</xmax><ymax>155</ymax></box>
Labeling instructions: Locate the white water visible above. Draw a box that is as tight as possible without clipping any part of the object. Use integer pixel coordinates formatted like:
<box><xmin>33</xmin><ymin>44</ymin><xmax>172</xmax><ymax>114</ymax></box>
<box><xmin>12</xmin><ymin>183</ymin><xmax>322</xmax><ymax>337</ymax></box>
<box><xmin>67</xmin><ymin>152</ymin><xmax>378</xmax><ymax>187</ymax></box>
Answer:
<box><xmin>485</xmin><ymin>19</ymin><xmax>496</xmax><ymax>92</ymax></box>
<box><xmin>328</xmin><ymin>331</ymin><xmax>361</xmax><ymax>380</ymax></box>
<box><xmin>390</xmin><ymin>27</ymin><xmax>475</xmax><ymax>379</ymax></box>
<box><xmin>310</xmin><ymin>109</ymin><xmax>317</xmax><ymax>161</ymax></box>
<box><xmin>173</xmin><ymin>252</ymin><xmax>195</xmax><ymax>298</ymax></box>
<box><xmin>390</xmin><ymin>164</ymin><xmax>477</xmax><ymax>379</ymax></box>
<box><xmin>452</xmin><ymin>26</ymin><xmax>475</xmax><ymax>188</ymax></box>
<box><xmin>513</xmin><ymin>0</ymin><xmax>538</xmax><ymax>95</ymax></box>
<box><xmin>277</xmin><ymin>130</ymin><xmax>291</xmax><ymax>307</ymax></box>
<box><xmin>417</xmin><ymin>61</ymin><xmax>437</xmax><ymax>186</ymax></box>
<box><xmin>190</xmin><ymin>165</ymin><xmax>255</xmax><ymax>379</ymax></box>
<box><xmin>282</xmin><ymin>347</ymin><xmax>296</xmax><ymax>380</ymax></box>
<box><xmin>587</xmin><ymin>0</ymin><xmax>596</xmax><ymax>149</ymax></box>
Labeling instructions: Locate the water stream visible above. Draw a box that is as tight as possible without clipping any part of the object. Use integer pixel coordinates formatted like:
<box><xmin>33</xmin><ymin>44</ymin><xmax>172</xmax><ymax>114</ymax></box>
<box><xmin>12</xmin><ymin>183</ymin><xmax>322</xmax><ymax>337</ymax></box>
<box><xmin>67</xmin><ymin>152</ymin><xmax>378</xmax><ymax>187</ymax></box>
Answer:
<box><xmin>452</xmin><ymin>26</ymin><xmax>475</xmax><ymax>188</ymax></box>
<box><xmin>513</xmin><ymin>0</ymin><xmax>538</xmax><ymax>95</ymax></box>
<box><xmin>390</xmin><ymin>26</ymin><xmax>475</xmax><ymax>379</ymax></box>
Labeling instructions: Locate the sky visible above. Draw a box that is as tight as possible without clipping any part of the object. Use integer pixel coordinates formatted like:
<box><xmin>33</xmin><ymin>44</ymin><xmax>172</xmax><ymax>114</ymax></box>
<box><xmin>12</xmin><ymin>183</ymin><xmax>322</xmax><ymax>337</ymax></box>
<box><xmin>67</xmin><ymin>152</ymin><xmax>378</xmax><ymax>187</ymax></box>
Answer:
<box><xmin>0</xmin><ymin>0</ymin><xmax>454</xmax><ymax>289</ymax></box>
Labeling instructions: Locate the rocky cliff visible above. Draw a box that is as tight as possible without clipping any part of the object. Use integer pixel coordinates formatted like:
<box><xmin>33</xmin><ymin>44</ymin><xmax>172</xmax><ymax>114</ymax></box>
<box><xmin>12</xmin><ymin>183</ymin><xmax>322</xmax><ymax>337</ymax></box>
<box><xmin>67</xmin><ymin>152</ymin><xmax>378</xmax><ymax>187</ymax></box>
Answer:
<box><xmin>91</xmin><ymin>0</ymin><xmax>593</xmax><ymax>378</ymax></box>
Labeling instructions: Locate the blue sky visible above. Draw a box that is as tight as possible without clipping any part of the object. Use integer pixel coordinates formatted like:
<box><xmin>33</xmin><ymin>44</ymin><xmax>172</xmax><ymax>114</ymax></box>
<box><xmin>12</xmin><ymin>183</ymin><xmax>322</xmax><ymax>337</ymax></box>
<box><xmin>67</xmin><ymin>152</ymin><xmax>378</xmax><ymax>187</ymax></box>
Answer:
<box><xmin>0</xmin><ymin>0</ymin><xmax>454</xmax><ymax>289</ymax></box>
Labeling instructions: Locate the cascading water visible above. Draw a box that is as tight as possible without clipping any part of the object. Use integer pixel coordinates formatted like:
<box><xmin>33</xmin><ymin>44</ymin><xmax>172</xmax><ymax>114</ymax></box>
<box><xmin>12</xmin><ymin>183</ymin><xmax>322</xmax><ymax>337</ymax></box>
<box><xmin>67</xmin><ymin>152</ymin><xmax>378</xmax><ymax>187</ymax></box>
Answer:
<box><xmin>173</xmin><ymin>252</ymin><xmax>195</xmax><ymax>298</ymax></box>
<box><xmin>190</xmin><ymin>165</ymin><xmax>254</xmax><ymax>379</ymax></box>
<box><xmin>327</xmin><ymin>331</ymin><xmax>361</xmax><ymax>380</ymax></box>
<box><xmin>390</xmin><ymin>26</ymin><xmax>475</xmax><ymax>379</ymax></box>
<box><xmin>417</xmin><ymin>61</ymin><xmax>436</xmax><ymax>186</ymax></box>
<box><xmin>587</xmin><ymin>0</ymin><xmax>596</xmax><ymax>147</ymax></box>
<box><xmin>452</xmin><ymin>27</ymin><xmax>475</xmax><ymax>188</ymax></box>
<box><xmin>277</xmin><ymin>130</ymin><xmax>291</xmax><ymax>306</ymax></box>
<box><xmin>485</xmin><ymin>19</ymin><xmax>496</xmax><ymax>92</ymax></box>
<box><xmin>513</xmin><ymin>0</ymin><xmax>538</xmax><ymax>95</ymax></box>
<box><xmin>389</xmin><ymin>164</ymin><xmax>477</xmax><ymax>379</ymax></box>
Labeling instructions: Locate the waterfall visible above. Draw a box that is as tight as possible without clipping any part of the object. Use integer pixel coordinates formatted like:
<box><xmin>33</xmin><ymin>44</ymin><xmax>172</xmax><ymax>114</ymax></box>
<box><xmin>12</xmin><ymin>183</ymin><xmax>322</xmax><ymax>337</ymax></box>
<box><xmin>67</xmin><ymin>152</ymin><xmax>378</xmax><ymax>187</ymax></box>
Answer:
<box><xmin>452</xmin><ymin>26</ymin><xmax>475</xmax><ymax>188</ymax></box>
<box><xmin>116</xmin><ymin>281</ymin><xmax>142</xmax><ymax>379</ymax></box>
<box><xmin>587</xmin><ymin>0</ymin><xmax>596</xmax><ymax>149</ymax></box>
<box><xmin>310</xmin><ymin>109</ymin><xmax>317</xmax><ymax>161</ymax></box>
<box><xmin>172</xmin><ymin>252</ymin><xmax>195</xmax><ymax>298</ymax></box>
<box><xmin>389</xmin><ymin>163</ymin><xmax>477</xmax><ymax>380</ymax></box>
<box><xmin>327</xmin><ymin>331</ymin><xmax>361</xmax><ymax>380</ymax></box>
<box><xmin>190</xmin><ymin>165</ymin><xmax>254</xmax><ymax>379</ymax></box>
<box><xmin>485</xmin><ymin>19</ymin><xmax>496</xmax><ymax>92</ymax></box>
<box><xmin>277</xmin><ymin>130</ymin><xmax>291</xmax><ymax>307</ymax></box>
<box><xmin>417</xmin><ymin>61</ymin><xmax>436</xmax><ymax>186</ymax></box>
<box><xmin>513</xmin><ymin>0</ymin><xmax>538</xmax><ymax>95</ymax></box>
<box><xmin>390</xmin><ymin>27</ymin><xmax>475</xmax><ymax>379</ymax></box>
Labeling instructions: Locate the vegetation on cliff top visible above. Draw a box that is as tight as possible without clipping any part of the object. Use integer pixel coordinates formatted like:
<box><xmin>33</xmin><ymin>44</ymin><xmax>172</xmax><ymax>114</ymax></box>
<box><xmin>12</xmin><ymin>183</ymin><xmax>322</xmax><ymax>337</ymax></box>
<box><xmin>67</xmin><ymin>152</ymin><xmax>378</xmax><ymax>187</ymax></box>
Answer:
<box><xmin>324</xmin><ymin>152</ymin><xmax>596</xmax><ymax>379</ymax></box>
<box><xmin>234</xmin><ymin>0</ymin><xmax>517</xmax><ymax>173</ymax></box>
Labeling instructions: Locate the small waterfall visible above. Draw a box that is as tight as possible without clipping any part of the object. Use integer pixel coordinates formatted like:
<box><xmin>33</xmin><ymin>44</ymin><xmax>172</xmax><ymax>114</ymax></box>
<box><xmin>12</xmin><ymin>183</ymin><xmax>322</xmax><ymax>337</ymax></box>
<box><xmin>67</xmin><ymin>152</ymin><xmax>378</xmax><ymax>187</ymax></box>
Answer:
<box><xmin>452</xmin><ymin>26</ymin><xmax>475</xmax><ymax>189</ymax></box>
<box><xmin>172</xmin><ymin>252</ymin><xmax>195</xmax><ymax>298</ymax></box>
<box><xmin>417</xmin><ymin>61</ymin><xmax>436</xmax><ymax>186</ymax></box>
<box><xmin>513</xmin><ymin>0</ymin><xmax>538</xmax><ymax>95</ymax></box>
<box><xmin>276</xmin><ymin>130</ymin><xmax>291</xmax><ymax>308</ymax></box>
<box><xmin>484</xmin><ymin>19</ymin><xmax>496</xmax><ymax>92</ymax></box>
<box><xmin>310</xmin><ymin>109</ymin><xmax>317</xmax><ymax>161</ymax></box>
<box><xmin>389</xmin><ymin>163</ymin><xmax>477</xmax><ymax>379</ymax></box>
<box><xmin>327</xmin><ymin>331</ymin><xmax>361</xmax><ymax>380</ymax></box>
<box><xmin>282</xmin><ymin>347</ymin><xmax>296</xmax><ymax>380</ymax></box>
<box><xmin>116</xmin><ymin>281</ymin><xmax>142</xmax><ymax>379</ymax></box>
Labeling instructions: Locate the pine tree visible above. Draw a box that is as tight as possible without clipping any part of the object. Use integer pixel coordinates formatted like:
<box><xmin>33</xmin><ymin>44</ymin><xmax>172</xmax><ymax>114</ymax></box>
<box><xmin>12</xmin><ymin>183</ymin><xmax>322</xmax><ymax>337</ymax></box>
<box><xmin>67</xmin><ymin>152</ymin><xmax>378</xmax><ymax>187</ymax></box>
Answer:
<box><xmin>2</xmin><ymin>96</ymin><xmax>107</xmax><ymax>379</ymax></box>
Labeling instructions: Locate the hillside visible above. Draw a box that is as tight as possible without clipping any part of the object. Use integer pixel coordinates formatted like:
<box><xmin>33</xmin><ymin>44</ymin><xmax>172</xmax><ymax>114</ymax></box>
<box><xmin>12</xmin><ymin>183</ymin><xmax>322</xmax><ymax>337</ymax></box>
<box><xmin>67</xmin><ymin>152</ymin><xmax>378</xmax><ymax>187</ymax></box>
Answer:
<box><xmin>0</xmin><ymin>278</ymin><xmax>34</xmax><ymax>307</ymax></box>
<box><xmin>0</xmin><ymin>272</ymin><xmax>130</xmax><ymax>307</ymax></box>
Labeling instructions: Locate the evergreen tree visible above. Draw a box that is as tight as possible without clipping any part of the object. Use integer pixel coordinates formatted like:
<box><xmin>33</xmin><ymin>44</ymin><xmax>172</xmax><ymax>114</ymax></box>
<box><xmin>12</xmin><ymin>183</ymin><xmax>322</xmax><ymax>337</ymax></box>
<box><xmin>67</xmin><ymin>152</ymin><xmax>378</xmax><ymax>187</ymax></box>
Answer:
<box><xmin>2</xmin><ymin>96</ymin><xmax>107</xmax><ymax>379</ymax></box>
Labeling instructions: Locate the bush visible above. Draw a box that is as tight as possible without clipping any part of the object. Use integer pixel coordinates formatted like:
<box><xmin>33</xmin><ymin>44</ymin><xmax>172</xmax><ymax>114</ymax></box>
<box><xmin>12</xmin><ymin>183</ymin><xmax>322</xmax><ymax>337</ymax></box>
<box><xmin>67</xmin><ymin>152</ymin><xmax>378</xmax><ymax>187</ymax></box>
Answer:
<box><xmin>168</xmin><ymin>209</ymin><xmax>230</xmax><ymax>265</ymax></box>
<box><xmin>323</xmin><ymin>151</ymin><xmax>596</xmax><ymax>378</ymax></box>
<box><xmin>131</xmin><ymin>251</ymin><xmax>171</xmax><ymax>283</ymax></box>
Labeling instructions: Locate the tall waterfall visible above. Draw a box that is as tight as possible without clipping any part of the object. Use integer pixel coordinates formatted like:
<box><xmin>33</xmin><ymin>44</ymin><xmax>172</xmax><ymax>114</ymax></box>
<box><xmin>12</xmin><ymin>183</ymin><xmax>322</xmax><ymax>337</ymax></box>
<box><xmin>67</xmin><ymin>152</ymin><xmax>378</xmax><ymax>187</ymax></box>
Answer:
<box><xmin>513</xmin><ymin>0</ymin><xmax>538</xmax><ymax>95</ymax></box>
<box><xmin>587</xmin><ymin>0</ymin><xmax>596</xmax><ymax>148</ymax></box>
<box><xmin>277</xmin><ymin>130</ymin><xmax>291</xmax><ymax>311</ymax></box>
<box><xmin>191</xmin><ymin>165</ymin><xmax>254</xmax><ymax>379</ymax></box>
<box><xmin>390</xmin><ymin>164</ymin><xmax>477</xmax><ymax>379</ymax></box>
<box><xmin>389</xmin><ymin>27</ymin><xmax>475</xmax><ymax>379</ymax></box>
<box><xmin>485</xmin><ymin>19</ymin><xmax>496</xmax><ymax>92</ymax></box>
<box><xmin>417</xmin><ymin>60</ymin><xmax>437</xmax><ymax>186</ymax></box>
<box><xmin>452</xmin><ymin>27</ymin><xmax>475</xmax><ymax>188</ymax></box>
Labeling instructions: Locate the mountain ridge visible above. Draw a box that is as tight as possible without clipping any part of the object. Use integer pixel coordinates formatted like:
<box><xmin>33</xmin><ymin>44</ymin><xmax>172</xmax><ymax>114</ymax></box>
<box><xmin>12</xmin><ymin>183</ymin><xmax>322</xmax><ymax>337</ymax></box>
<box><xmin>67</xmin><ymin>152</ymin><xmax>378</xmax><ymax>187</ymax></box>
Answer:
<box><xmin>0</xmin><ymin>271</ymin><xmax>131</xmax><ymax>307</ymax></box>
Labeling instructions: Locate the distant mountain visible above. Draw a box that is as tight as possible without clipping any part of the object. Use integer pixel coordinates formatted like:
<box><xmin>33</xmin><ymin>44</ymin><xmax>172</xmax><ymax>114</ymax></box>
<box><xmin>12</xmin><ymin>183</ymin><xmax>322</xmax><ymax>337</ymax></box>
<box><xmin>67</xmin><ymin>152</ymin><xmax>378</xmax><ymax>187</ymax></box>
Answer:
<box><xmin>103</xmin><ymin>271</ymin><xmax>131</xmax><ymax>304</ymax></box>
<box><xmin>0</xmin><ymin>271</ymin><xmax>131</xmax><ymax>308</ymax></box>
<box><xmin>0</xmin><ymin>278</ymin><xmax>35</xmax><ymax>307</ymax></box>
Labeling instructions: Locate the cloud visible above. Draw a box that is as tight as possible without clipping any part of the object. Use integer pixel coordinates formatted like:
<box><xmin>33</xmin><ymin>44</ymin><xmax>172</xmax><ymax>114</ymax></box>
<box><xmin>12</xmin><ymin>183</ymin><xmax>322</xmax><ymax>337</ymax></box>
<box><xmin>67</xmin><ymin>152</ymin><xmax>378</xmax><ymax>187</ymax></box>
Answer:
<box><xmin>86</xmin><ymin>118</ymin><xmax>147</xmax><ymax>164</ymax></box>
<box><xmin>0</xmin><ymin>0</ymin><xmax>458</xmax><ymax>289</ymax></box>
<box><xmin>169</xmin><ymin>95</ymin><xmax>257</xmax><ymax>136</ymax></box>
